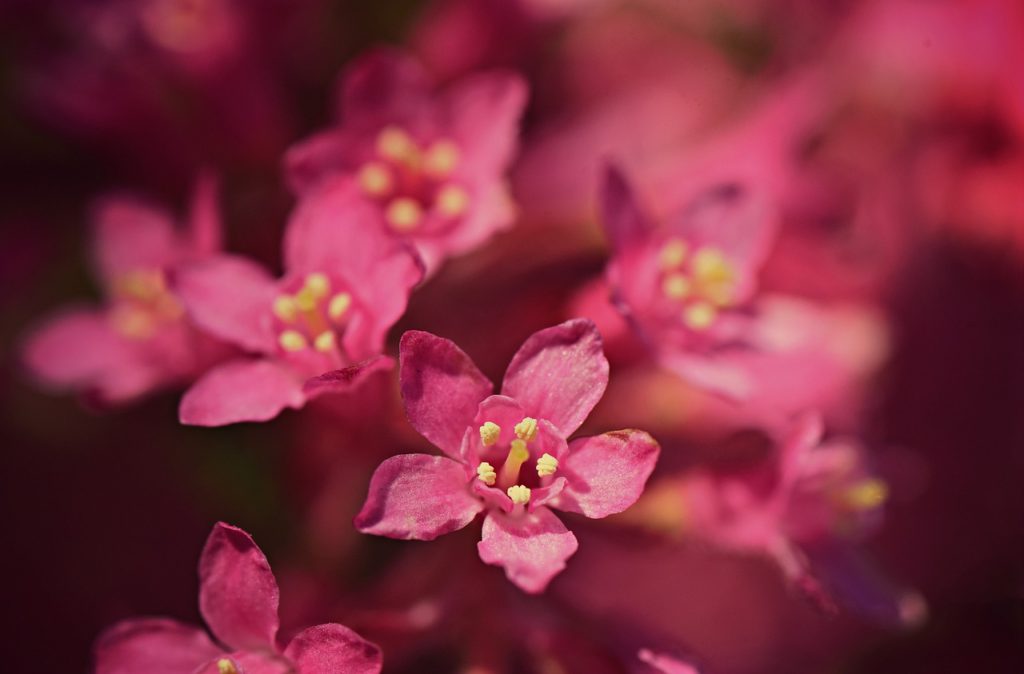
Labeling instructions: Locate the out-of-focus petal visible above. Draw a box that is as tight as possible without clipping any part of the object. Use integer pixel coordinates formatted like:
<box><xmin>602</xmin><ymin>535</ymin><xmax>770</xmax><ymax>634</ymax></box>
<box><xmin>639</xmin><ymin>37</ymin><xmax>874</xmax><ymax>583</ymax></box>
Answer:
<box><xmin>638</xmin><ymin>649</ymin><xmax>701</xmax><ymax>674</ymax></box>
<box><xmin>92</xmin><ymin>196</ymin><xmax>179</xmax><ymax>284</ymax></box>
<box><xmin>179</xmin><ymin>359</ymin><xmax>305</xmax><ymax>426</ymax></box>
<box><xmin>600</xmin><ymin>164</ymin><xmax>652</xmax><ymax>251</ymax></box>
<box><xmin>94</xmin><ymin>618</ymin><xmax>222</xmax><ymax>674</ymax></box>
<box><xmin>557</xmin><ymin>430</ymin><xmax>660</xmax><ymax>519</ymax></box>
<box><xmin>477</xmin><ymin>507</ymin><xmax>578</xmax><ymax>593</ymax></box>
<box><xmin>283</xmin><ymin>129</ymin><xmax>356</xmax><ymax>195</ymax></box>
<box><xmin>186</xmin><ymin>170</ymin><xmax>223</xmax><ymax>258</ymax></box>
<box><xmin>445</xmin><ymin>71</ymin><xmax>528</xmax><ymax>176</ymax></box>
<box><xmin>338</xmin><ymin>48</ymin><xmax>433</xmax><ymax>129</ymax></box>
<box><xmin>283</xmin><ymin>623</ymin><xmax>383</xmax><ymax>674</ymax></box>
<box><xmin>21</xmin><ymin>307</ymin><xmax>131</xmax><ymax>389</ymax></box>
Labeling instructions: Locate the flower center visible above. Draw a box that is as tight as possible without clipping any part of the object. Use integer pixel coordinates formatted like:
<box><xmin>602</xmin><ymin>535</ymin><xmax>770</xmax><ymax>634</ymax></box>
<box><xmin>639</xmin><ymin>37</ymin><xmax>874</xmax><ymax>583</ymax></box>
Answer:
<box><xmin>657</xmin><ymin>238</ymin><xmax>738</xmax><ymax>331</ymax></box>
<box><xmin>356</xmin><ymin>125</ymin><xmax>471</xmax><ymax>232</ymax></box>
<box><xmin>474</xmin><ymin>416</ymin><xmax>559</xmax><ymax>507</ymax></box>
<box><xmin>216</xmin><ymin>659</ymin><xmax>238</xmax><ymax>674</ymax></box>
<box><xmin>109</xmin><ymin>269</ymin><xmax>185</xmax><ymax>339</ymax></box>
<box><xmin>271</xmin><ymin>272</ymin><xmax>352</xmax><ymax>356</ymax></box>
<box><xmin>835</xmin><ymin>478</ymin><xmax>888</xmax><ymax>512</ymax></box>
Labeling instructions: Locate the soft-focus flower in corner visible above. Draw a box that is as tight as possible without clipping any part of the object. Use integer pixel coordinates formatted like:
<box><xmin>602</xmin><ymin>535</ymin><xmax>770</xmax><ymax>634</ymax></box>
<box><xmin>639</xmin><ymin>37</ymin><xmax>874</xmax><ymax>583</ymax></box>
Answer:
<box><xmin>21</xmin><ymin>173</ymin><xmax>230</xmax><ymax>404</ymax></box>
<box><xmin>355</xmin><ymin>318</ymin><xmax>660</xmax><ymax>593</ymax></box>
<box><xmin>285</xmin><ymin>47</ymin><xmax>527</xmax><ymax>274</ymax></box>
<box><xmin>175</xmin><ymin>177</ymin><xmax>423</xmax><ymax>426</ymax></box>
<box><xmin>94</xmin><ymin>522</ymin><xmax>382</xmax><ymax>674</ymax></box>
<box><xmin>637</xmin><ymin>649</ymin><xmax>700</xmax><ymax>674</ymax></box>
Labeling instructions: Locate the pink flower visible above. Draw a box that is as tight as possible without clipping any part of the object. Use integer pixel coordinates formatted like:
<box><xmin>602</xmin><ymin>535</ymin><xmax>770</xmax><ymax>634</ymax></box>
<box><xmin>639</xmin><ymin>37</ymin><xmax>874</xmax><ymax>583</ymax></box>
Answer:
<box><xmin>176</xmin><ymin>177</ymin><xmax>423</xmax><ymax>426</ymax></box>
<box><xmin>638</xmin><ymin>649</ymin><xmax>700</xmax><ymax>674</ymax></box>
<box><xmin>285</xmin><ymin>47</ymin><xmax>527</xmax><ymax>274</ymax></box>
<box><xmin>355</xmin><ymin>319</ymin><xmax>660</xmax><ymax>593</ymax></box>
<box><xmin>94</xmin><ymin>522</ymin><xmax>382</xmax><ymax>674</ymax></box>
<box><xmin>21</xmin><ymin>173</ymin><xmax>229</xmax><ymax>404</ymax></box>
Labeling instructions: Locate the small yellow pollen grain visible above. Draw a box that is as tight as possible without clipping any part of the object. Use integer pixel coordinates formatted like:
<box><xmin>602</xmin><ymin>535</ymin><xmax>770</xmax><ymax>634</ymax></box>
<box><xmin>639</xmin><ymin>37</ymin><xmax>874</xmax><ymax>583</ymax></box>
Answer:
<box><xmin>692</xmin><ymin>247</ymin><xmax>733</xmax><ymax>284</ymax></box>
<box><xmin>273</xmin><ymin>295</ymin><xmax>298</xmax><ymax>322</ymax></box>
<box><xmin>111</xmin><ymin>307</ymin><xmax>155</xmax><ymax>339</ymax></box>
<box><xmin>842</xmin><ymin>479</ymin><xmax>889</xmax><ymax>511</ymax></box>
<box><xmin>305</xmin><ymin>272</ymin><xmax>330</xmax><ymax>298</ymax></box>
<box><xmin>436</xmin><ymin>184</ymin><xmax>469</xmax><ymax>218</ymax></box>
<box><xmin>217</xmin><ymin>659</ymin><xmax>239</xmax><ymax>674</ymax></box>
<box><xmin>536</xmin><ymin>453</ymin><xmax>559</xmax><ymax>477</ymax></box>
<box><xmin>659</xmin><ymin>239</ymin><xmax>688</xmax><ymax>269</ymax></box>
<box><xmin>385</xmin><ymin>197</ymin><xmax>423</xmax><ymax>231</ymax></box>
<box><xmin>423</xmin><ymin>140</ymin><xmax>460</xmax><ymax>176</ymax></box>
<box><xmin>683</xmin><ymin>301</ymin><xmax>717</xmax><ymax>330</ymax></box>
<box><xmin>661</xmin><ymin>273</ymin><xmax>691</xmax><ymax>300</ymax></box>
<box><xmin>476</xmin><ymin>461</ymin><xmax>497</xmax><ymax>486</ymax></box>
<box><xmin>507</xmin><ymin>484</ymin><xmax>531</xmax><ymax>505</ymax></box>
<box><xmin>377</xmin><ymin>126</ymin><xmax>418</xmax><ymax>163</ymax></box>
<box><xmin>313</xmin><ymin>330</ymin><xmax>336</xmax><ymax>353</ymax></box>
<box><xmin>514</xmin><ymin>417</ymin><xmax>538</xmax><ymax>442</ymax></box>
<box><xmin>479</xmin><ymin>421</ymin><xmax>501</xmax><ymax>447</ymax></box>
<box><xmin>278</xmin><ymin>329</ymin><xmax>307</xmax><ymax>352</ymax></box>
<box><xmin>357</xmin><ymin>161</ymin><xmax>392</xmax><ymax>196</ymax></box>
<box><xmin>328</xmin><ymin>292</ymin><xmax>352</xmax><ymax>321</ymax></box>
<box><xmin>294</xmin><ymin>286</ymin><xmax>317</xmax><ymax>312</ymax></box>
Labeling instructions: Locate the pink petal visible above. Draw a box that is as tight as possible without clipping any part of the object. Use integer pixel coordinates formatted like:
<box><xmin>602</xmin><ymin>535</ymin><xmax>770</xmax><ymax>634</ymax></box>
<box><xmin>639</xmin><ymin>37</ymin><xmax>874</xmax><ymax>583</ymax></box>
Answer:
<box><xmin>21</xmin><ymin>307</ymin><xmax>131</xmax><ymax>389</ymax></box>
<box><xmin>501</xmin><ymin>319</ymin><xmax>609</xmax><ymax>437</ymax></box>
<box><xmin>776</xmin><ymin>411</ymin><xmax>825</xmax><ymax>498</ymax></box>
<box><xmin>179</xmin><ymin>359</ymin><xmax>306</xmax><ymax>427</ymax></box>
<box><xmin>302</xmin><ymin>355</ymin><xmax>394</xmax><ymax>401</ymax></box>
<box><xmin>194</xmin><ymin>653</ymin><xmax>290</xmax><ymax>674</ymax></box>
<box><xmin>638</xmin><ymin>649</ymin><xmax>700</xmax><ymax>674</ymax></box>
<box><xmin>91</xmin><ymin>196</ymin><xmax>179</xmax><ymax>284</ymax></box>
<box><xmin>418</xmin><ymin>180</ymin><xmax>516</xmax><ymax>271</ymax></box>
<box><xmin>338</xmin><ymin>48</ymin><xmax>432</xmax><ymax>129</ymax></box>
<box><xmin>198</xmin><ymin>522</ymin><xmax>280</xmax><ymax>653</ymax></box>
<box><xmin>283</xmin><ymin>130</ymin><xmax>357</xmax><ymax>195</ymax></box>
<box><xmin>174</xmin><ymin>255</ymin><xmax>279</xmax><ymax>354</ymax></box>
<box><xmin>600</xmin><ymin>164</ymin><xmax>653</xmax><ymax>251</ymax></box>
<box><xmin>658</xmin><ymin>351</ymin><xmax>754</xmax><ymax>400</ymax></box>
<box><xmin>354</xmin><ymin>454</ymin><xmax>483</xmax><ymax>540</ymax></box>
<box><xmin>283</xmin><ymin>623</ymin><xmax>382</xmax><ymax>674</ymax></box>
<box><xmin>445</xmin><ymin>71</ymin><xmax>528</xmax><ymax>177</ymax></box>
<box><xmin>476</xmin><ymin>507</ymin><xmax>579</xmax><ymax>594</ymax></box>
<box><xmin>94</xmin><ymin>618</ymin><xmax>222</xmax><ymax>674</ymax></box>
<box><xmin>186</xmin><ymin>170</ymin><xmax>223</xmax><ymax>258</ymax></box>
<box><xmin>400</xmin><ymin>330</ymin><xmax>493</xmax><ymax>458</ymax></box>
<box><xmin>557</xmin><ymin>430</ymin><xmax>660</xmax><ymax>519</ymax></box>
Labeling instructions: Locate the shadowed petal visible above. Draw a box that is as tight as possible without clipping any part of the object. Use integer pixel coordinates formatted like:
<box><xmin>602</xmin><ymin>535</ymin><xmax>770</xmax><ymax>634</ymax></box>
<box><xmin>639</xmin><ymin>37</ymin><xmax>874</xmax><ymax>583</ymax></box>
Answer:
<box><xmin>179</xmin><ymin>359</ymin><xmax>305</xmax><ymax>427</ymax></box>
<box><xmin>283</xmin><ymin>129</ymin><xmax>356</xmax><ymax>195</ymax></box>
<box><xmin>94</xmin><ymin>618</ymin><xmax>222</xmax><ymax>674</ymax></box>
<box><xmin>477</xmin><ymin>507</ymin><xmax>578</xmax><ymax>593</ymax></box>
<box><xmin>600</xmin><ymin>164</ymin><xmax>653</xmax><ymax>251</ymax></box>
<box><xmin>638</xmin><ymin>649</ymin><xmax>701</xmax><ymax>674</ymax></box>
<box><xmin>283</xmin><ymin>623</ymin><xmax>383</xmax><ymax>674</ymax></box>
<box><xmin>21</xmin><ymin>307</ymin><xmax>131</xmax><ymax>389</ymax></box>
<box><xmin>303</xmin><ymin>355</ymin><xmax>394</xmax><ymax>401</ymax></box>
<box><xmin>186</xmin><ymin>170</ymin><xmax>223</xmax><ymax>258</ymax></box>
<box><xmin>339</xmin><ymin>48</ymin><xmax>432</xmax><ymax>129</ymax></box>
<box><xmin>91</xmin><ymin>197</ymin><xmax>178</xmax><ymax>285</ymax></box>
<box><xmin>446</xmin><ymin>71</ymin><xmax>528</xmax><ymax>176</ymax></box>
<box><xmin>557</xmin><ymin>430</ymin><xmax>660</xmax><ymax>519</ymax></box>
<box><xmin>355</xmin><ymin>454</ymin><xmax>483</xmax><ymax>540</ymax></box>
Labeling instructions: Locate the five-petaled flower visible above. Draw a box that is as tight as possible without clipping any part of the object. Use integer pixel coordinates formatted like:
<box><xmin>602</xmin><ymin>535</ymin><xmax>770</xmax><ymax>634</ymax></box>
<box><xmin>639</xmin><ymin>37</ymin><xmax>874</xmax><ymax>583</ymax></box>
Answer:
<box><xmin>285</xmin><ymin>47</ymin><xmax>527</xmax><ymax>274</ymax></box>
<box><xmin>94</xmin><ymin>522</ymin><xmax>382</xmax><ymax>674</ymax></box>
<box><xmin>354</xmin><ymin>318</ymin><xmax>660</xmax><ymax>593</ymax></box>
<box><xmin>175</xmin><ymin>177</ymin><xmax>423</xmax><ymax>426</ymax></box>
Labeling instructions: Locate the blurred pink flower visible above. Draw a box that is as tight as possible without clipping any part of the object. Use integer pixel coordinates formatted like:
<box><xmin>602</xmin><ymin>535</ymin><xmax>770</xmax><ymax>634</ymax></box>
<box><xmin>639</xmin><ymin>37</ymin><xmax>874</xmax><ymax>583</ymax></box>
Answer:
<box><xmin>355</xmin><ymin>319</ymin><xmax>660</xmax><ymax>593</ymax></box>
<box><xmin>94</xmin><ymin>522</ymin><xmax>381</xmax><ymax>674</ymax></box>
<box><xmin>21</xmin><ymin>173</ymin><xmax>230</xmax><ymax>404</ymax></box>
<box><xmin>176</xmin><ymin>177</ymin><xmax>423</xmax><ymax>426</ymax></box>
<box><xmin>285</xmin><ymin>48</ymin><xmax>527</xmax><ymax>274</ymax></box>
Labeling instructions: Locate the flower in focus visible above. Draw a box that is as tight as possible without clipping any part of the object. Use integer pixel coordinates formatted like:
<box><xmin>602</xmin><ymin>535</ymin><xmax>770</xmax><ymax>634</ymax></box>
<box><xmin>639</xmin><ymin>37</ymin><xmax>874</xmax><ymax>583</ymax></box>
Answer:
<box><xmin>355</xmin><ymin>318</ymin><xmax>660</xmax><ymax>593</ymax></box>
<box><xmin>285</xmin><ymin>47</ymin><xmax>528</xmax><ymax>274</ymax></box>
<box><xmin>21</xmin><ymin>173</ymin><xmax>229</xmax><ymax>404</ymax></box>
<box><xmin>175</xmin><ymin>177</ymin><xmax>423</xmax><ymax>426</ymax></box>
<box><xmin>94</xmin><ymin>522</ymin><xmax>382</xmax><ymax>674</ymax></box>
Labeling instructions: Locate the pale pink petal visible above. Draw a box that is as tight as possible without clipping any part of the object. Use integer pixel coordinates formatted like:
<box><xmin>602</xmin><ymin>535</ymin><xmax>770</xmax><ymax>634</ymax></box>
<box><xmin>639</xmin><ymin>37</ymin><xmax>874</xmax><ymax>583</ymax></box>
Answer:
<box><xmin>445</xmin><ymin>71</ymin><xmax>528</xmax><ymax>176</ymax></box>
<box><xmin>501</xmin><ymin>318</ymin><xmax>609</xmax><ymax>437</ymax></box>
<box><xmin>400</xmin><ymin>330</ymin><xmax>493</xmax><ymax>457</ymax></box>
<box><xmin>557</xmin><ymin>430</ymin><xmax>660</xmax><ymax>519</ymax></box>
<box><xmin>198</xmin><ymin>522</ymin><xmax>280</xmax><ymax>652</ymax></box>
<box><xmin>477</xmin><ymin>507</ymin><xmax>578</xmax><ymax>593</ymax></box>
<box><xmin>658</xmin><ymin>351</ymin><xmax>754</xmax><ymax>400</ymax></box>
<box><xmin>354</xmin><ymin>454</ymin><xmax>483</xmax><ymax>540</ymax></box>
<box><xmin>303</xmin><ymin>355</ymin><xmax>394</xmax><ymax>401</ymax></box>
<box><xmin>338</xmin><ymin>48</ymin><xmax>433</xmax><ymax>129</ymax></box>
<box><xmin>600</xmin><ymin>164</ymin><xmax>653</xmax><ymax>251</ymax></box>
<box><xmin>20</xmin><ymin>307</ymin><xmax>131</xmax><ymax>389</ymax></box>
<box><xmin>638</xmin><ymin>649</ymin><xmax>700</xmax><ymax>674</ymax></box>
<box><xmin>91</xmin><ymin>196</ymin><xmax>179</xmax><ymax>284</ymax></box>
<box><xmin>186</xmin><ymin>170</ymin><xmax>223</xmax><ymax>258</ymax></box>
<box><xmin>283</xmin><ymin>623</ymin><xmax>382</xmax><ymax>674</ymax></box>
<box><xmin>174</xmin><ymin>255</ymin><xmax>278</xmax><ymax>354</ymax></box>
<box><xmin>179</xmin><ymin>359</ymin><xmax>305</xmax><ymax>427</ymax></box>
<box><xmin>530</xmin><ymin>476</ymin><xmax>567</xmax><ymax>511</ymax></box>
<box><xmin>94</xmin><ymin>618</ymin><xmax>222</xmax><ymax>674</ymax></box>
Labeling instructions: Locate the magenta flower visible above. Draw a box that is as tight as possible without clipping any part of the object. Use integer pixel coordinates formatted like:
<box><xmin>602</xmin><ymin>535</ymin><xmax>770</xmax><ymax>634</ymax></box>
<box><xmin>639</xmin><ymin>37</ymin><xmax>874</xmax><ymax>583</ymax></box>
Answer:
<box><xmin>21</xmin><ymin>174</ymin><xmax>228</xmax><ymax>404</ymax></box>
<box><xmin>599</xmin><ymin>164</ymin><xmax>778</xmax><ymax>399</ymax></box>
<box><xmin>176</xmin><ymin>177</ymin><xmax>423</xmax><ymax>426</ymax></box>
<box><xmin>355</xmin><ymin>319</ymin><xmax>660</xmax><ymax>593</ymax></box>
<box><xmin>94</xmin><ymin>522</ymin><xmax>381</xmax><ymax>674</ymax></box>
<box><xmin>285</xmin><ymin>47</ymin><xmax>527</xmax><ymax>273</ymax></box>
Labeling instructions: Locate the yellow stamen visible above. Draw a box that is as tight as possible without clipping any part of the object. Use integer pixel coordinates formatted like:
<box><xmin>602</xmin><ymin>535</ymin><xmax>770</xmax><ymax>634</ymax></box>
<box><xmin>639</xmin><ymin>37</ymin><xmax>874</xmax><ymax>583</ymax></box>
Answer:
<box><xmin>423</xmin><ymin>140</ymin><xmax>460</xmax><ymax>177</ymax></box>
<box><xmin>692</xmin><ymin>247</ymin><xmax>735</xmax><ymax>305</ymax></box>
<box><xmin>328</xmin><ymin>292</ymin><xmax>352</xmax><ymax>321</ymax></box>
<box><xmin>436</xmin><ymin>184</ymin><xmax>469</xmax><ymax>217</ymax></box>
<box><xmin>514</xmin><ymin>417</ymin><xmax>538</xmax><ymax>442</ymax></box>
<box><xmin>273</xmin><ymin>295</ymin><xmax>298</xmax><ymax>322</ymax></box>
<box><xmin>683</xmin><ymin>301</ymin><xmax>717</xmax><ymax>330</ymax></box>
<box><xmin>357</xmin><ymin>161</ymin><xmax>393</xmax><ymax>196</ymax></box>
<box><xmin>305</xmin><ymin>272</ymin><xmax>330</xmax><ymax>298</ymax></box>
<box><xmin>155</xmin><ymin>294</ymin><xmax>185</xmax><ymax>320</ymax></box>
<box><xmin>507</xmin><ymin>484</ymin><xmax>531</xmax><ymax>505</ymax></box>
<box><xmin>313</xmin><ymin>331</ymin><xmax>336</xmax><ymax>353</ymax></box>
<box><xmin>499</xmin><ymin>439</ymin><xmax>529</xmax><ymax>486</ymax></box>
<box><xmin>479</xmin><ymin>421</ymin><xmax>501</xmax><ymax>447</ymax></box>
<box><xmin>661</xmin><ymin>273</ymin><xmax>691</xmax><ymax>300</ymax></box>
<box><xmin>217</xmin><ymin>659</ymin><xmax>238</xmax><ymax>674</ymax></box>
<box><xmin>294</xmin><ymin>286</ymin><xmax>318</xmax><ymax>312</ymax></box>
<box><xmin>279</xmin><ymin>329</ymin><xmax>307</xmax><ymax>352</ymax></box>
<box><xmin>476</xmin><ymin>461</ymin><xmax>497</xmax><ymax>486</ymax></box>
<box><xmin>116</xmin><ymin>270</ymin><xmax>166</xmax><ymax>301</ymax></box>
<box><xmin>111</xmin><ymin>307</ymin><xmax>155</xmax><ymax>339</ymax></box>
<box><xmin>536</xmin><ymin>453</ymin><xmax>559</xmax><ymax>477</ymax></box>
<box><xmin>386</xmin><ymin>198</ymin><xmax>423</xmax><ymax>231</ymax></box>
<box><xmin>842</xmin><ymin>479</ymin><xmax>888</xmax><ymax>511</ymax></box>
<box><xmin>377</xmin><ymin>126</ymin><xmax>418</xmax><ymax>163</ymax></box>
<box><xmin>659</xmin><ymin>239</ymin><xmax>688</xmax><ymax>269</ymax></box>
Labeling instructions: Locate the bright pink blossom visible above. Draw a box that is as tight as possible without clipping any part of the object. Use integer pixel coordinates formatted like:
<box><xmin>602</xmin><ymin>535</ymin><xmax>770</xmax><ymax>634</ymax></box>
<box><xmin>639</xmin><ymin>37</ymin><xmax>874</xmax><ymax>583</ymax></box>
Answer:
<box><xmin>21</xmin><ymin>174</ymin><xmax>229</xmax><ymax>403</ymax></box>
<box><xmin>355</xmin><ymin>319</ymin><xmax>660</xmax><ymax>593</ymax></box>
<box><xmin>285</xmin><ymin>47</ymin><xmax>527</xmax><ymax>273</ymax></box>
<box><xmin>94</xmin><ymin>522</ymin><xmax>382</xmax><ymax>674</ymax></box>
<box><xmin>176</xmin><ymin>177</ymin><xmax>423</xmax><ymax>426</ymax></box>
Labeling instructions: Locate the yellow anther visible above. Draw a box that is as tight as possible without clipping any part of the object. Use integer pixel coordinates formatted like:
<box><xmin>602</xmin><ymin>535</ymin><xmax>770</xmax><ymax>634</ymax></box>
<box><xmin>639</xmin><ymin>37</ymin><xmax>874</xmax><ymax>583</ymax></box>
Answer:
<box><xmin>273</xmin><ymin>295</ymin><xmax>298</xmax><ymax>322</ymax></box>
<box><xmin>111</xmin><ymin>307</ymin><xmax>155</xmax><ymax>339</ymax></box>
<box><xmin>328</xmin><ymin>292</ymin><xmax>352</xmax><ymax>321</ymax></box>
<box><xmin>514</xmin><ymin>417</ymin><xmax>538</xmax><ymax>442</ymax></box>
<box><xmin>377</xmin><ymin>126</ymin><xmax>418</xmax><ymax>163</ymax></box>
<box><xmin>842</xmin><ymin>479</ymin><xmax>889</xmax><ymax>511</ymax></box>
<box><xmin>661</xmin><ymin>273</ymin><xmax>691</xmax><ymax>300</ymax></box>
<box><xmin>507</xmin><ymin>484</ymin><xmax>531</xmax><ymax>505</ymax></box>
<box><xmin>385</xmin><ymin>198</ymin><xmax>423</xmax><ymax>231</ymax></box>
<box><xmin>294</xmin><ymin>286</ymin><xmax>318</xmax><ymax>312</ymax></box>
<box><xmin>357</xmin><ymin>161</ymin><xmax>393</xmax><ymax>196</ymax></box>
<box><xmin>659</xmin><ymin>239</ymin><xmax>688</xmax><ymax>269</ymax></box>
<box><xmin>436</xmin><ymin>184</ymin><xmax>469</xmax><ymax>217</ymax></box>
<box><xmin>476</xmin><ymin>461</ymin><xmax>497</xmax><ymax>486</ymax></box>
<box><xmin>479</xmin><ymin>421</ymin><xmax>501</xmax><ymax>447</ymax></box>
<box><xmin>217</xmin><ymin>659</ymin><xmax>239</xmax><ymax>674</ymax></box>
<box><xmin>499</xmin><ymin>439</ymin><xmax>530</xmax><ymax>487</ymax></box>
<box><xmin>313</xmin><ymin>330</ymin><xmax>336</xmax><ymax>353</ymax></box>
<box><xmin>423</xmin><ymin>140</ymin><xmax>460</xmax><ymax>176</ymax></box>
<box><xmin>117</xmin><ymin>270</ymin><xmax>166</xmax><ymax>300</ymax></box>
<box><xmin>305</xmin><ymin>272</ymin><xmax>330</xmax><ymax>299</ymax></box>
<box><xmin>683</xmin><ymin>301</ymin><xmax>717</xmax><ymax>330</ymax></box>
<box><xmin>278</xmin><ymin>329</ymin><xmax>307</xmax><ymax>352</ymax></box>
<box><xmin>536</xmin><ymin>453</ymin><xmax>559</xmax><ymax>477</ymax></box>
<box><xmin>693</xmin><ymin>247</ymin><xmax>734</xmax><ymax>286</ymax></box>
